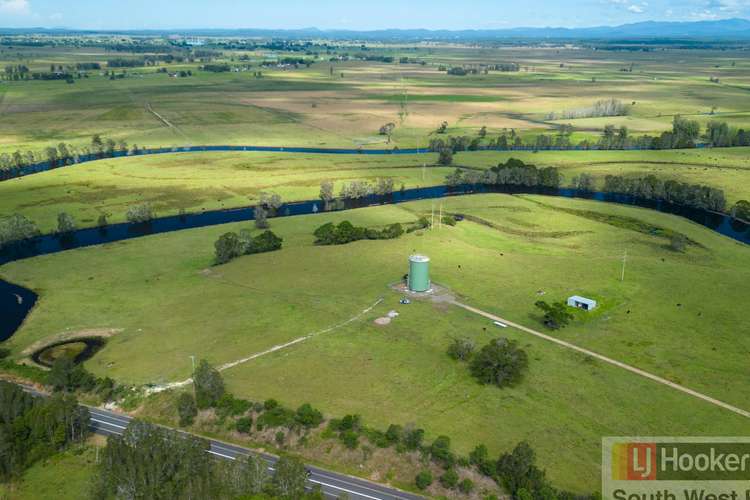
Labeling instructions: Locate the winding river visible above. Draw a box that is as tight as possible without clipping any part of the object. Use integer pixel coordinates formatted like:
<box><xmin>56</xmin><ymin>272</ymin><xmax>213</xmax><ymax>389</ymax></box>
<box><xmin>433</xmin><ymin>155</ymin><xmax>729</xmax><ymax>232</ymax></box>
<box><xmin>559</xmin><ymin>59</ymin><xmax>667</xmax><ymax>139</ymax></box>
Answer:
<box><xmin>1</xmin><ymin>184</ymin><xmax>748</xmax><ymax>343</ymax></box>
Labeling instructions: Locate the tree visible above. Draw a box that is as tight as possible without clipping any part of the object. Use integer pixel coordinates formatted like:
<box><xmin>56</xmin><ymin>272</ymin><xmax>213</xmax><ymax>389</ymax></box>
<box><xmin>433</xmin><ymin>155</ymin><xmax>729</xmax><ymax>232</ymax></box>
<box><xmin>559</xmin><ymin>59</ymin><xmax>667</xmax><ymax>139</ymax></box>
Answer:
<box><xmin>214</xmin><ymin>231</ymin><xmax>243</xmax><ymax>264</ymax></box>
<box><xmin>193</xmin><ymin>359</ymin><xmax>225</xmax><ymax>408</ymax></box>
<box><xmin>96</xmin><ymin>214</ymin><xmax>108</xmax><ymax>228</ymax></box>
<box><xmin>56</xmin><ymin>212</ymin><xmax>76</xmax><ymax>234</ymax></box>
<box><xmin>496</xmin><ymin>441</ymin><xmax>550</xmax><ymax>496</ymax></box>
<box><xmin>254</xmin><ymin>205</ymin><xmax>269</xmax><ymax>229</ymax></box>
<box><xmin>236</xmin><ymin>416</ymin><xmax>253</xmax><ymax>434</ymax></box>
<box><xmin>126</xmin><ymin>202</ymin><xmax>155</xmax><ymax>223</ymax></box>
<box><xmin>535</xmin><ymin>300</ymin><xmax>574</xmax><ymax>330</ymax></box>
<box><xmin>319</xmin><ymin>180</ymin><xmax>335</xmax><ymax>210</ymax></box>
<box><xmin>447</xmin><ymin>337</ymin><xmax>475</xmax><ymax>361</ymax></box>
<box><xmin>177</xmin><ymin>392</ymin><xmax>198</xmax><ymax>426</ymax></box>
<box><xmin>479</xmin><ymin>126</ymin><xmax>487</xmax><ymax>138</ymax></box>
<box><xmin>731</xmin><ymin>200</ymin><xmax>750</xmax><ymax>221</ymax></box>
<box><xmin>437</xmin><ymin>147</ymin><xmax>453</xmax><ymax>166</ymax></box>
<box><xmin>91</xmin><ymin>134</ymin><xmax>104</xmax><ymax>156</ymax></box>
<box><xmin>415</xmin><ymin>470</ymin><xmax>433</xmax><ymax>490</ymax></box>
<box><xmin>469</xmin><ymin>338</ymin><xmax>528</xmax><ymax>388</ymax></box>
<box><xmin>221</xmin><ymin>454</ymin><xmax>269</xmax><ymax>497</ymax></box>
<box><xmin>272</xmin><ymin>455</ymin><xmax>308</xmax><ymax>499</ymax></box>
<box><xmin>437</xmin><ymin>121</ymin><xmax>448</xmax><ymax>134</ymax></box>
<box><xmin>430</xmin><ymin>435</ymin><xmax>454</xmax><ymax>467</ymax></box>
<box><xmin>379</xmin><ymin>122</ymin><xmax>396</xmax><ymax>142</ymax></box>
<box><xmin>573</xmin><ymin>173</ymin><xmax>596</xmax><ymax>192</ymax></box>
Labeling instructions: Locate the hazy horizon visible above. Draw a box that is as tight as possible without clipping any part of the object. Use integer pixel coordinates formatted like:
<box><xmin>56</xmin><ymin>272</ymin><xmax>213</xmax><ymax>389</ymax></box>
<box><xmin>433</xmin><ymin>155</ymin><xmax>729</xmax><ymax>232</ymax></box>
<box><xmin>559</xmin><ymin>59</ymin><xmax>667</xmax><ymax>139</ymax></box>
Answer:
<box><xmin>1</xmin><ymin>0</ymin><xmax>749</xmax><ymax>31</ymax></box>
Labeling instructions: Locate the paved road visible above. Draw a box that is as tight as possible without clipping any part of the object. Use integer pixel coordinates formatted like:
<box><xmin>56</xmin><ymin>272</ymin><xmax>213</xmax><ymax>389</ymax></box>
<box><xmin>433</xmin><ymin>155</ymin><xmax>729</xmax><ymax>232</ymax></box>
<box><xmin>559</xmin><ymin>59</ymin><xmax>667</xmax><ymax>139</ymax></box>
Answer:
<box><xmin>87</xmin><ymin>406</ymin><xmax>422</xmax><ymax>500</ymax></box>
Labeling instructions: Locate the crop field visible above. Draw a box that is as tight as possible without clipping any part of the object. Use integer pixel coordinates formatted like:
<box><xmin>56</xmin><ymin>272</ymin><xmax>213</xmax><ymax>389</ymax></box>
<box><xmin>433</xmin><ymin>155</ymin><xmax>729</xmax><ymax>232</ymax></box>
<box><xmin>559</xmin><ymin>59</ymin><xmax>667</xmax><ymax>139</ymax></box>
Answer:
<box><xmin>2</xmin><ymin>44</ymin><xmax>750</xmax><ymax>155</ymax></box>
<box><xmin>2</xmin><ymin>194</ymin><xmax>749</xmax><ymax>492</ymax></box>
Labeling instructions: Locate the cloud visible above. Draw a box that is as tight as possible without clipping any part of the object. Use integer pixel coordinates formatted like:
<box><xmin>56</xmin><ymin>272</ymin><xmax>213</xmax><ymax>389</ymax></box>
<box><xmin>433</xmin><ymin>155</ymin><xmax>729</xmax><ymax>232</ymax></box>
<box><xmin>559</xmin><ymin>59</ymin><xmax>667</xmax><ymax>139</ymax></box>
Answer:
<box><xmin>0</xmin><ymin>0</ymin><xmax>30</xmax><ymax>15</ymax></box>
<box><xmin>628</xmin><ymin>4</ymin><xmax>645</xmax><ymax>12</ymax></box>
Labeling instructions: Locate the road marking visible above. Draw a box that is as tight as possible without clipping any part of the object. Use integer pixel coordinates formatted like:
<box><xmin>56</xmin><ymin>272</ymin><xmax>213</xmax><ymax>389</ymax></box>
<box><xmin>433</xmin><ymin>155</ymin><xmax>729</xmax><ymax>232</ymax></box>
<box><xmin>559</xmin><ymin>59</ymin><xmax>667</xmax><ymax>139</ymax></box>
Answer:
<box><xmin>91</xmin><ymin>417</ymin><xmax>128</xmax><ymax>430</ymax></box>
<box><xmin>454</xmin><ymin>301</ymin><xmax>750</xmax><ymax>419</ymax></box>
<box><xmin>308</xmin><ymin>479</ymin><xmax>382</xmax><ymax>500</ymax></box>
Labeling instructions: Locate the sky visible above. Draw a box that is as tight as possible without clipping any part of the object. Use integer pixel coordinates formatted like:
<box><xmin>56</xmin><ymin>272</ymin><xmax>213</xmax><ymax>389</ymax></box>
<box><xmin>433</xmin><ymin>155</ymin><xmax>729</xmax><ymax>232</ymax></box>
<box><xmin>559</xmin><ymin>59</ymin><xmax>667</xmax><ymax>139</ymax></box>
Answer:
<box><xmin>0</xmin><ymin>0</ymin><xmax>748</xmax><ymax>30</ymax></box>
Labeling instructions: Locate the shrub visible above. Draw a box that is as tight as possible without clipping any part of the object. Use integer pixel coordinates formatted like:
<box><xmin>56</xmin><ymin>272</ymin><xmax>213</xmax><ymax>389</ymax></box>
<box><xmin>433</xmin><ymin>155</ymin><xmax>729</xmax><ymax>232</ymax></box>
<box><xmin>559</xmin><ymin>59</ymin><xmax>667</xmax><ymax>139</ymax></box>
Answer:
<box><xmin>56</xmin><ymin>212</ymin><xmax>76</xmax><ymax>234</ymax></box>
<box><xmin>459</xmin><ymin>478</ymin><xmax>475</xmax><ymax>494</ymax></box>
<box><xmin>295</xmin><ymin>403</ymin><xmax>323</xmax><ymax>428</ymax></box>
<box><xmin>469</xmin><ymin>338</ymin><xmax>528</xmax><ymax>388</ymax></box>
<box><xmin>256</xmin><ymin>406</ymin><xmax>295</xmax><ymax>430</ymax></box>
<box><xmin>415</xmin><ymin>470</ymin><xmax>433</xmax><ymax>490</ymax></box>
<box><xmin>0</xmin><ymin>348</ymin><xmax>10</xmax><ymax>360</ymax></box>
<box><xmin>430</xmin><ymin>435</ymin><xmax>455</xmax><ymax>467</ymax></box>
<box><xmin>0</xmin><ymin>214</ymin><xmax>40</xmax><ymax>249</ymax></box>
<box><xmin>264</xmin><ymin>399</ymin><xmax>279</xmax><ymax>410</ymax></box>
<box><xmin>385</xmin><ymin>424</ymin><xmax>403</xmax><ymax>444</ymax></box>
<box><xmin>447</xmin><ymin>337</ymin><xmax>475</xmax><ymax>361</ymax></box>
<box><xmin>236</xmin><ymin>416</ymin><xmax>253</xmax><ymax>434</ymax></box>
<box><xmin>670</xmin><ymin>233</ymin><xmax>688</xmax><ymax>252</ymax></box>
<box><xmin>404</xmin><ymin>427</ymin><xmax>424</xmax><ymax>450</ymax></box>
<box><xmin>440</xmin><ymin>468</ymin><xmax>459</xmax><ymax>489</ymax></box>
<box><xmin>215</xmin><ymin>232</ymin><xmax>243</xmax><ymax>264</ymax></box>
<box><xmin>339</xmin><ymin>414</ymin><xmax>362</xmax><ymax>432</ymax></box>
<box><xmin>275</xmin><ymin>431</ymin><xmax>285</xmax><ymax>445</ymax></box>
<box><xmin>340</xmin><ymin>430</ymin><xmax>359</xmax><ymax>449</ymax></box>
<box><xmin>216</xmin><ymin>393</ymin><xmax>252</xmax><ymax>418</ymax></box>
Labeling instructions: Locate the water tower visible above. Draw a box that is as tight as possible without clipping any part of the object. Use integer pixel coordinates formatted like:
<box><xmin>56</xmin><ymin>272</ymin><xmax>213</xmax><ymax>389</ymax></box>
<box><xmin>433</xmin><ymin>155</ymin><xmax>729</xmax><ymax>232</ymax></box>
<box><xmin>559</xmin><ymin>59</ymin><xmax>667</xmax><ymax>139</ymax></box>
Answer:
<box><xmin>408</xmin><ymin>255</ymin><xmax>430</xmax><ymax>292</ymax></box>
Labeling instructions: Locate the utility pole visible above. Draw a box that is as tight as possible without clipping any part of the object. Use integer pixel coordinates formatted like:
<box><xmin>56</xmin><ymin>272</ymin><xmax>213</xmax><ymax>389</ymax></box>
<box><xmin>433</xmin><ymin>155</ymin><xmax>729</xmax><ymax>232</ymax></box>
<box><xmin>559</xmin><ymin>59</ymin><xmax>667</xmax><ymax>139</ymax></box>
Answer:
<box><xmin>439</xmin><ymin>204</ymin><xmax>443</xmax><ymax>229</ymax></box>
<box><xmin>431</xmin><ymin>203</ymin><xmax>435</xmax><ymax>229</ymax></box>
<box><xmin>189</xmin><ymin>355</ymin><xmax>195</xmax><ymax>372</ymax></box>
<box><xmin>620</xmin><ymin>250</ymin><xmax>628</xmax><ymax>282</ymax></box>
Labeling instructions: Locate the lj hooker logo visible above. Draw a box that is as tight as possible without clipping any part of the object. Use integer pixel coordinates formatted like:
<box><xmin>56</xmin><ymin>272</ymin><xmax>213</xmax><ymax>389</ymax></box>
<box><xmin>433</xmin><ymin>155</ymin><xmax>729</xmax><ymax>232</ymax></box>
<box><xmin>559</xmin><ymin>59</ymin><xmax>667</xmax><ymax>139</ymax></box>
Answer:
<box><xmin>603</xmin><ymin>437</ymin><xmax>750</xmax><ymax>500</ymax></box>
<box><xmin>612</xmin><ymin>442</ymin><xmax>658</xmax><ymax>480</ymax></box>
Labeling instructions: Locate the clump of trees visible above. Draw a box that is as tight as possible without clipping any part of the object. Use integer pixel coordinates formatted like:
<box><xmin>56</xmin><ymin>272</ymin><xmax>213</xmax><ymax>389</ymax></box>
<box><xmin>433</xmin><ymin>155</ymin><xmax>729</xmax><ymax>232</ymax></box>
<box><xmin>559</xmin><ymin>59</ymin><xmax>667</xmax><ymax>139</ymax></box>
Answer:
<box><xmin>602</xmin><ymin>174</ymin><xmax>726</xmax><ymax>212</ymax></box>
<box><xmin>337</xmin><ymin>177</ymin><xmax>395</xmax><ymax>201</ymax></box>
<box><xmin>445</xmin><ymin>158</ymin><xmax>561</xmax><ymax>189</ymax></box>
<box><xmin>546</xmin><ymin>98</ymin><xmax>629</xmax><ymax>120</ymax></box>
<box><xmin>0</xmin><ymin>214</ymin><xmax>40</xmax><ymax>249</ymax></box>
<box><xmin>0</xmin><ymin>381</ymin><xmax>89</xmax><ymax>481</ymax></box>
<box><xmin>214</xmin><ymin>229</ymin><xmax>283</xmax><ymax>264</ymax></box>
<box><xmin>313</xmin><ymin>220</ymin><xmax>404</xmax><ymax>245</ymax></box>
<box><xmin>535</xmin><ymin>301</ymin><xmax>574</xmax><ymax>330</ymax></box>
<box><xmin>447</xmin><ymin>337</ymin><xmax>475</xmax><ymax>361</ymax></box>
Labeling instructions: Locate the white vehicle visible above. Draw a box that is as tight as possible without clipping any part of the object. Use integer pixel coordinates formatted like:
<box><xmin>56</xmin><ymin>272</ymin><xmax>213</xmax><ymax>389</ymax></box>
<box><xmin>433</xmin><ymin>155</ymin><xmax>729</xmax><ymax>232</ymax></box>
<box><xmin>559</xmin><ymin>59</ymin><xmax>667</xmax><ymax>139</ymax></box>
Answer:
<box><xmin>493</xmin><ymin>320</ymin><xmax>507</xmax><ymax>328</ymax></box>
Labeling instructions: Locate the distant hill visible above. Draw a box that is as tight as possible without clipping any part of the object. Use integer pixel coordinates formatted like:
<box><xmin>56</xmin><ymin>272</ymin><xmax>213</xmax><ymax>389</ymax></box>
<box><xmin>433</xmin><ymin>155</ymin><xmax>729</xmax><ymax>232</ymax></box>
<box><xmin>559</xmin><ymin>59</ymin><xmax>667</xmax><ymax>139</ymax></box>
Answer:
<box><xmin>3</xmin><ymin>18</ymin><xmax>750</xmax><ymax>40</ymax></box>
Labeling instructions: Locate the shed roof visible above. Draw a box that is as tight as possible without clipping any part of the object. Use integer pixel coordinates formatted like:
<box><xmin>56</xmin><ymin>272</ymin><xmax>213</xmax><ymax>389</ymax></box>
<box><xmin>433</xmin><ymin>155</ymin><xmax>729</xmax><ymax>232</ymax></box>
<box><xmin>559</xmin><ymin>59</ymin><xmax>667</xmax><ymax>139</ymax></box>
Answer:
<box><xmin>568</xmin><ymin>295</ymin><xmax>597</xmax><ymax>305</ymax></box>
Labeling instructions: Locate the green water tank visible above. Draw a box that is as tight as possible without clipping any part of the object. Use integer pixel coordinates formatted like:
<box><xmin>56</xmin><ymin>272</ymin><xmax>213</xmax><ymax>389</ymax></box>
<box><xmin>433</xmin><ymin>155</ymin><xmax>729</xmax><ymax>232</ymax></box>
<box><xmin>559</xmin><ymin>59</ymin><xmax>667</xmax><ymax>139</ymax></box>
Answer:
<box><xmin>408</xmin><ymin>254</ymin><xmax>430</xmax><ymax>292</ymax></box>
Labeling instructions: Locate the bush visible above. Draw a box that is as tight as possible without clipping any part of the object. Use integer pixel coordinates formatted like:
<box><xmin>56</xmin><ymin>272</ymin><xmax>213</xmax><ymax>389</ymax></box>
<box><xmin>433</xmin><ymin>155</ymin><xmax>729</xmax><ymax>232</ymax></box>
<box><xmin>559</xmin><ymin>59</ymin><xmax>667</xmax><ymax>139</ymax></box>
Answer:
<box><xmin>264</xmin><ymin>398</ymin><xmax>279</xmax><ymax>410</ymax></box>
<box><xmin>0</xmin><ymin>348</ymin><xmax>9</xmax><ymax>360</ymax></box>
<box><xmin>404</xmin><ymin>427</ymin><xmax>424</xmax><ymax>450</ymax></box>
<box><xmin>458</xmin><ymin>478</ymin><xmax>475</xmax><ymax>494</ymax></box>
<box><xmin>385</xmin><ymin>424</ymin><xmax>403</xmax><ymax>444</ymax></box>
<box><xmin>177</xmin><ymin>392</ymin><xmax>197</xmax><ymax>427</ymax></box>
<box><xmin>340</xmin><ymin>430</ymin><xmax>359</xmax><ymax>449</ymax></box>
<box><xmin>670</xmin><ymin>233</ymin><xmax>688</xmax><ymax>252</ymax></box>
<box><xmin>440</xmin><ymin>468</ymin><xmax>459</xmax><ymax>488</ymax></box>
<box><xmin>236</xmin><ymin>416</ymin><xmax>253</xmax><ymax>434</ymax></box>
<box><xmin>216</xmin><ymin>393</ymin><xmax>252</xmax><ymax>418</ymax></box>
<box><xmin>469</xmin><ymin>338</ymin><xmax>528</xmax><ymax>388</ymax></box>
<box><xmin>215</xmin><ymin>229</ymin><xmax>283</xmax><ymax>264</ymax></box>
<box><xmin>415</xmin><ymin>470</ymin><xmax>433</xmax><ymax>490</ymax></box>
<box><xmin>295</xmin><ymin>403</ymin><xmax>324</xmax><ymax>428</ymax></box>
<box><xmin>0</xmin><ymin>214</ymin><xmax>40</xmax><ymax>249</ymax></box>
<box><xmin>256</xmin><ymin>406</ymin><xmax>295</xmax><ymax>430</ymax></box>
<box><xmin>215</xmin><ymin>232</ymin><xmax>243</xmax><ymax>264</ymax></box>
<box><xmin>447</xmin><ymin>337</ymin><xmax>475</xmax><ymax>361</ymax></box>
<box><xmin>430</xmin><ymin>435</ymin><xmax>454</xmax><ymax>467</ymax></box>
<box><xmin>56</xmin><ymin>212</ymin><xmax>77</xmax><ymax>234</ymax></box>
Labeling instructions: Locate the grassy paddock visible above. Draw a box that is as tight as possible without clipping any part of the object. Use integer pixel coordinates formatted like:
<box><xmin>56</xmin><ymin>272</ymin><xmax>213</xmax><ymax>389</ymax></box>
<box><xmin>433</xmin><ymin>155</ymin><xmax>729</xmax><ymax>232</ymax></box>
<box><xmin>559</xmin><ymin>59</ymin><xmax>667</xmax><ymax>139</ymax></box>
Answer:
<box><xmin>1</xmin><ymin>194</ymin><xmax>748</xmax><ymax>492</ymax></box>
<box><xmin>0</xmin><ymin>147</ymin><xmax>748</xmax><ymax>232</ymax></box>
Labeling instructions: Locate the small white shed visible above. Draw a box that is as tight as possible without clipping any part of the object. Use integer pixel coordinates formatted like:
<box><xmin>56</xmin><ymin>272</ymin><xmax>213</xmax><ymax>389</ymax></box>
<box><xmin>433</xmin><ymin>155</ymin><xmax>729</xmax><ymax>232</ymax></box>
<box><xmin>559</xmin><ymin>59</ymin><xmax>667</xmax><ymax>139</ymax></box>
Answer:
<box><xmin>567</xmin><ymin>295</ymin><xmax>597</xmax><ymax>311</ymax></box>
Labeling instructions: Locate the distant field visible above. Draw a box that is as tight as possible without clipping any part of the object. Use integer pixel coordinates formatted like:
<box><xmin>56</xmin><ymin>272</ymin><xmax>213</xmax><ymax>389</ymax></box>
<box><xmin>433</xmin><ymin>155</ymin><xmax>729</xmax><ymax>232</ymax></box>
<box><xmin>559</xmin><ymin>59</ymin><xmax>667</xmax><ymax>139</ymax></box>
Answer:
<box><xmin>2</xmin><ymin>44</ymin><xmax>750</xmax><ymax>154</ymax></box>
<box><xmin>2</xmin><ymin>194</ymin><xmax>748</xmax><ymax>492</ymax></box>
<box><xmin>0</xmin><ymin>147</ymin><xmax>748</xmax><ymax>232</ymax></box>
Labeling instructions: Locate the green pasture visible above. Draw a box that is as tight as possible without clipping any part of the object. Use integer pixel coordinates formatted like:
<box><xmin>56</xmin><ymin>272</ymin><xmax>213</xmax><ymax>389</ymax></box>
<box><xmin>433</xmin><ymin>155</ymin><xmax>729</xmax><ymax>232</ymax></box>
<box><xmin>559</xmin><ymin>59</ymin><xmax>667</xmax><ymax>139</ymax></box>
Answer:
<box><xmin>2</xmin><ymin>194</ymin><xmax>748</xmax><ymax>492</ymax></box>
<box><xmin>0</xmin><ymin>147</ymin><xmax>748</xmax><ymax>233</ymax></box>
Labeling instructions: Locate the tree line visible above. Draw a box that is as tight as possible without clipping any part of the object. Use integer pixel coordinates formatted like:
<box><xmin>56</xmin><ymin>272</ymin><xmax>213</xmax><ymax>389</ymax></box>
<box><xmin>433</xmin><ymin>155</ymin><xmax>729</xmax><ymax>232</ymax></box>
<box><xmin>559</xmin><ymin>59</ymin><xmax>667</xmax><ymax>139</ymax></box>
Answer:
<box><xmin>313</xmin><ymin>220</ymin><xmax>404</xmax><ymax>245</ymax></box>
<box><xmin>602</xmin><ymin>174</ymin><xmax>727</xmax><ymax>212</ymax></box>
<box><xmin>0</xmin><ymin>381</ymin><xmax>89</xmax><ymax>482</ymax></box>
